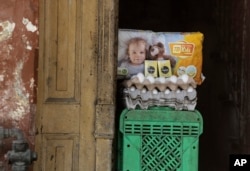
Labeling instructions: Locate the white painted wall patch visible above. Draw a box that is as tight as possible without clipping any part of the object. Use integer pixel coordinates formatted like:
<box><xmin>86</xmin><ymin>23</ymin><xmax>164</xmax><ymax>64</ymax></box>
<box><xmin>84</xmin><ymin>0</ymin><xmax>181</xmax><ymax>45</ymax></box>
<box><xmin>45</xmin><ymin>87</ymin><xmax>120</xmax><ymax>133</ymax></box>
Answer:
<box><xmin>22</xmin><ymin>18</ymin><xmax>37</xmax><ymax>32</ymax></box>
<box><xmin>0</xmin><ymin>20</ymin><xmax>15</xmax><ymax>42</ymax></box>
<box><xmin>0</xmin><ymin>75</ymin><xmax>4</xmax><ymax>82</ymax></box>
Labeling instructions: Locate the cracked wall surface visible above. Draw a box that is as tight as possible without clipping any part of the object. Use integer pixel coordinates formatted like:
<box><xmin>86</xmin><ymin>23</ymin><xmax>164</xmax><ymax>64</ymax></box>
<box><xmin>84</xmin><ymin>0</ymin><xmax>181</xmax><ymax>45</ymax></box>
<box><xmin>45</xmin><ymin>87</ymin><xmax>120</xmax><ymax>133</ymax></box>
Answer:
<box><xmin>0</xmin><ymin>0</ymin><xmax>38</xmax><ymax>165</ymax></box>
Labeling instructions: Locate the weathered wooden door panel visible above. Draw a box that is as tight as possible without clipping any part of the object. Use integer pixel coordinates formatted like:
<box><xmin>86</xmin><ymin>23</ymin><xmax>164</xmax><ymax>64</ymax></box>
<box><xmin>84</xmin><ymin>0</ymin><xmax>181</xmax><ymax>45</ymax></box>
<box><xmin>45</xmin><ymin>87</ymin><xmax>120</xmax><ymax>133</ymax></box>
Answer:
<box><xmin>38</xmin><ymin>0</ymin><xmax>81</xmax><ymax>138</ymax></box>
<box><xmin>40</xmin><ymin>0</ymin><xmax>81</xmax><ymax>132</ymax></box>
<box><xmin>35</xmin><ymin>0</ymin><xmax>117</xmax><ymax>170</ymax></box>
<box><xmin>42</xmin><ymin>105</ymin><xmax>80</xmax><ymax>133</ymax></box>
<box><xmin>43</xmin><ymin>0</ymin><xmax>80</xmax><ymax>102</ymax></box>
<box><xmin>35</xmin><ymin>0</ymin><xmax>83</xmax><ymax>170</ymax></box>
<box><xmin>43</xmin><ymin>135</ymin><xmax>79</xmax><ymax>171</ymax></box>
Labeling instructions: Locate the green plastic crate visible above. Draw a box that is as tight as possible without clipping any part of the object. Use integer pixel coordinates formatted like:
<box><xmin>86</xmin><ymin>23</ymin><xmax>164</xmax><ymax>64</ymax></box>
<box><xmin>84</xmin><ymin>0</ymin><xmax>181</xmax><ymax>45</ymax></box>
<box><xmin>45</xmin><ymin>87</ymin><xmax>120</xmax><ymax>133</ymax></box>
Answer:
<box><xmin>118</xmin><ymin>107</ymin><xmax>203</xmax><ymax>171</ymax></box>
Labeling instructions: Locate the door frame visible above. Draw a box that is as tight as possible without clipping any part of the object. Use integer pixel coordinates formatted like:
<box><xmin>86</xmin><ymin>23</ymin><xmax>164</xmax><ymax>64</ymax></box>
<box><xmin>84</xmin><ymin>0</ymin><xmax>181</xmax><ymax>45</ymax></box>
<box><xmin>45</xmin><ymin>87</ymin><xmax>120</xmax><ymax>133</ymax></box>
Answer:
<box><xmin>94</xmin><ymin>0</ymin><xmax>118</xmax><ymax>170</ymax></box>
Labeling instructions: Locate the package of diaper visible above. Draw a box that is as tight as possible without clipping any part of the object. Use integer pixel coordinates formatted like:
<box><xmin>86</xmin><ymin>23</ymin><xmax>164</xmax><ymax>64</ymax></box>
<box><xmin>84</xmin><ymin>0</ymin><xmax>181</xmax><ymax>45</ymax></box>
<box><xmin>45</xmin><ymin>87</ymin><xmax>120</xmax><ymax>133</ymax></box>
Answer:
<box><xmin>117</xmin><ymin>29</ymin><xmax>204</xmax><ymax>85</ymax></box>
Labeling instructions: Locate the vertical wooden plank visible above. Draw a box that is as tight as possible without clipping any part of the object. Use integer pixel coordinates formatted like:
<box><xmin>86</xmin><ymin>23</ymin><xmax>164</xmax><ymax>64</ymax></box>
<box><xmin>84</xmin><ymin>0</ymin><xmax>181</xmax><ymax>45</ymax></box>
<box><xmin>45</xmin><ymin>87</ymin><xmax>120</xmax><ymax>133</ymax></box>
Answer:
<box><xmin>78</xmin><ymin>0</ymin><xmax>98</xmax><ymax>170</ymax></box>
<box><xmin>55</xmin><ymin>147</ymin><xmax>65</xmax><ymax>171</ymax></box>
<box><xmin>43</xmin><ymin>0</ymin><xmax>79</xmax><ymax>101</ymax></box>
<box><xmin>56</xmin><ymin>0</ymin><xmax>77</xmax><ymax>92</ymax></box>
<box><xmin>57</xmin><ymin>0</ymin><xmax>69</xmax><ymax>91</ymax></box>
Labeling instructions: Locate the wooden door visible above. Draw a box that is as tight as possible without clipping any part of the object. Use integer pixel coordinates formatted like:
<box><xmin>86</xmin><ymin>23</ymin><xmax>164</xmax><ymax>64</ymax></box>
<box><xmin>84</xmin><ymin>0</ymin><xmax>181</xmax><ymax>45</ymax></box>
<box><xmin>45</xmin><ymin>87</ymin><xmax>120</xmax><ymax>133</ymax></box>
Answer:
<box><xmin>34</xmin><ymin>0</ymin><xmax>117</xmax><ymax>170</ymax></box>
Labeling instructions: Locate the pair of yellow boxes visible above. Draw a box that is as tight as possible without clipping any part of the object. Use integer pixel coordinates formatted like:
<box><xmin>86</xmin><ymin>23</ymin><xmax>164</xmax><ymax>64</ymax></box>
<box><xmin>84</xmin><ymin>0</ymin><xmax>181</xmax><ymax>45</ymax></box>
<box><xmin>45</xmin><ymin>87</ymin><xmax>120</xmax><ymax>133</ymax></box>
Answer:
<box><xmin>144</xmin><ymin>60</ymin><xmax>172</xmax><ymax>77</ymax></box>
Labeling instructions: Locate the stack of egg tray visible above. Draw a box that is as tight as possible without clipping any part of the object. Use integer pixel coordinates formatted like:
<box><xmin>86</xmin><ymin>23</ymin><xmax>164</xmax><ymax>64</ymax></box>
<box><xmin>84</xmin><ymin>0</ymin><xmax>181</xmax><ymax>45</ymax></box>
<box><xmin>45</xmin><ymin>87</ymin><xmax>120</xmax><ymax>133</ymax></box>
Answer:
<box><xmin>123</xmin><ymin>87</ymin><xmax>197</xmax><ymax>111</ymax></box>
<box><xmin>122</xmin><ymin>74</ymin><xmax>198</xmax><ymax>111</ymax></box>
<box><xmin>118</xmin><ymin>107</ymin><xmax>203</xmax><ymax>171</ymax></box>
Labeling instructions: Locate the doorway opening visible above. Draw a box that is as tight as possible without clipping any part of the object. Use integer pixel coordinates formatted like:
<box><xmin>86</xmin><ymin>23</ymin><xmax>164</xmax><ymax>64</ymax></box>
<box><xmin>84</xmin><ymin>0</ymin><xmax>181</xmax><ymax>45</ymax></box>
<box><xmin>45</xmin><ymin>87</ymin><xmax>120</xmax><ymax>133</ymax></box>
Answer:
<box><xmin>116</xmin><ymin>1</ymin><xmax>246</xmax><ymax>171</ymax></box>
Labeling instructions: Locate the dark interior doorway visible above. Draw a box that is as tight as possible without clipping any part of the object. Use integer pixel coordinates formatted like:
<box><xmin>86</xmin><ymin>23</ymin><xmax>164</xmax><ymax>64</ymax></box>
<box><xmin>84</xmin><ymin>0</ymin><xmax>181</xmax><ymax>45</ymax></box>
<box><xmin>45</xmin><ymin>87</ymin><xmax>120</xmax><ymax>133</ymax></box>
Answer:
<box><xmin>117</xmin><ymin>0</ymin><xmax>248</xmax><ymax>171</ymax></box>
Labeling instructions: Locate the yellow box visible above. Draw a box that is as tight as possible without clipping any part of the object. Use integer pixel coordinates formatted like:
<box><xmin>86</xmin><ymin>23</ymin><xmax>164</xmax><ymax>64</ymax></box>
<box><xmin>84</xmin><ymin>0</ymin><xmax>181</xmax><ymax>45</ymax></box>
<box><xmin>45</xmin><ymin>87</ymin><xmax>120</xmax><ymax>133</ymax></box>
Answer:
<box><xmin>158</xmin><ymin>60</ymin><xmax>172</xmax><ymax>77</ymax></box>
<box><xmin>145</xmin><ymin>60</ymin><xmax>158</xmax><ymax>77</ymax></box>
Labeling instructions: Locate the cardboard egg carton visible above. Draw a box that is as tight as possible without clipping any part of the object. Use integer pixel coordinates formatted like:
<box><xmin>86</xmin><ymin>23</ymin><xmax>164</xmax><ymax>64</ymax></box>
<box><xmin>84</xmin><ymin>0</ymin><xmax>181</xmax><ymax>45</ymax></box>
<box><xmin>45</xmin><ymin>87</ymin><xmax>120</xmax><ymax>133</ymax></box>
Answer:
<box><xmin>123</xmin><ymin>86</ymin><xmax>197</xmax><ymax>111</ymax></box>
<box><xmin>123</xmin><ymin>73</ymin><xmax>197</xmax><ymax>91</ymax></box>
<box><xmin>124</xmin><ymin>95</ymin><xmax>197</xmax><ymax>111</ymax></box>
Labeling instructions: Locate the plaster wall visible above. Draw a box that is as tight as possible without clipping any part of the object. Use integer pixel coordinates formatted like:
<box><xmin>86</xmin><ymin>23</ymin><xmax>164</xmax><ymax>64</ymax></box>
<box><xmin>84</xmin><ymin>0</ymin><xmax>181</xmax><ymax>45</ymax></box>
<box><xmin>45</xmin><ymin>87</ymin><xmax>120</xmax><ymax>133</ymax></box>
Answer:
<box><xmin>0</xmin><ymin>0</ymin><xmax>38</xmax><ymax>169</ymax></box>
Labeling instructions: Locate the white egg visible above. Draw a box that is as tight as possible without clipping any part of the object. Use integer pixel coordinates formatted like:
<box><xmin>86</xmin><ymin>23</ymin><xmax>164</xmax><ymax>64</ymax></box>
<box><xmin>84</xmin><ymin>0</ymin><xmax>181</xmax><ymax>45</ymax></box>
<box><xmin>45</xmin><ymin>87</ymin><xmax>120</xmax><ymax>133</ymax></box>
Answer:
<box><xmin>153</xmin><ymin>89</ymin><xmax>158</xmax><ymax>94</ymax></box>
<box><xmin>181</xmin><ymin>74</ymin><xmax>189</xmax><ymax>83</ymax></box>
<box><xmin>146</xmin><ymin>75</ymin><xmax>155</xmax><ymax>83</ymax></box>
<box><xmin>137</xmin><ymin>73</ymin><xmax>145</xmax><ymax>83</ymax></box>
<box><xmin>187</xmin><ymin>86</ymin><xmax>194</xmax><ymax>92</ymax></box>
<box><xmin>130</xmin><ymin>86</ymin><xmax>136</xmax><ymax>91</ymax></box>
<box><xmin>141</xmin><ymin>88</ymin><xmax>147</xmax><ymax>93</ymax></box>
<box><xmin>164</xmin><ymin>89</ymin><xmax>170</xmax><ymax>94</ymax></box>
<box><xmin>170</xmin><ymin>75</ymin><xmax>177</xmax><ymax>83</ymax></box>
